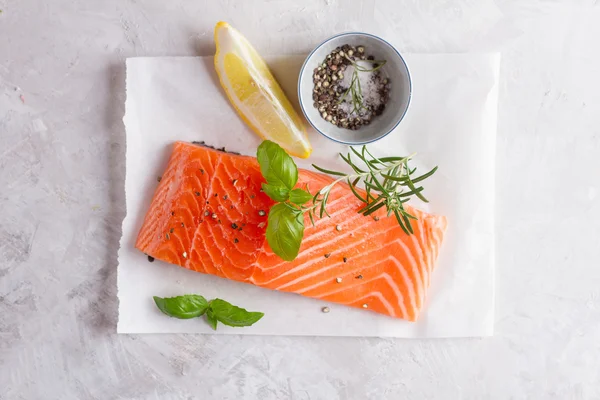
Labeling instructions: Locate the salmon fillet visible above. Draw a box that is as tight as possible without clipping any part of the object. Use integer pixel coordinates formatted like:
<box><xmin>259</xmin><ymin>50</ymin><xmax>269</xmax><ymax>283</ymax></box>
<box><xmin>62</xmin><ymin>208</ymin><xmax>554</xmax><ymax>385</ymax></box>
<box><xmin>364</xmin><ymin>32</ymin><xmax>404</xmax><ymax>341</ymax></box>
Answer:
<box><xmin>136</xmin><ymin>142</ymin><xmax>447</xmax><ymax>321</ymax></box>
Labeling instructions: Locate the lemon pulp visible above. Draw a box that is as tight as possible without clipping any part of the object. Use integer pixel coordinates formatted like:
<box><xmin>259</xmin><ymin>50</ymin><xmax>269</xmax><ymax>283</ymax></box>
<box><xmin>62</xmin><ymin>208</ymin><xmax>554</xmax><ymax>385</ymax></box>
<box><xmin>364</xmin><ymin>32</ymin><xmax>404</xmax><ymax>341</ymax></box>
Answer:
<box><xmin>214</xmin><ymin>21</ymin><xmax>312</xmax><ymax>158</ymax></box>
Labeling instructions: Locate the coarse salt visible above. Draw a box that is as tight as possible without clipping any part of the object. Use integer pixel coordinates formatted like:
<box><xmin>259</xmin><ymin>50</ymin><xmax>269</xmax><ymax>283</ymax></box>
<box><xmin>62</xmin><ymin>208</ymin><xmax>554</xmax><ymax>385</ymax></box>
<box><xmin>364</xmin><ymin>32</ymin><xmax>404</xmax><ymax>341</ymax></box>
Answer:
<box><xmin>339</xmin><ymin>61</ymin><xmax>384</xmax><ymax>118</ymax></box>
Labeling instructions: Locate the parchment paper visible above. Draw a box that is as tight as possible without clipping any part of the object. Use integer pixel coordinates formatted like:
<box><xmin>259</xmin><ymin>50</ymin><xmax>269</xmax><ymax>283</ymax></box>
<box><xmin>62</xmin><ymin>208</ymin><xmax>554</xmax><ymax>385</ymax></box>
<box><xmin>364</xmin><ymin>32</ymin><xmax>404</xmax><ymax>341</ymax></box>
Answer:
<box><xmin>119</xmin><ymin>54</ymin><xmax>498</xmax><ymax>337</ymax></box>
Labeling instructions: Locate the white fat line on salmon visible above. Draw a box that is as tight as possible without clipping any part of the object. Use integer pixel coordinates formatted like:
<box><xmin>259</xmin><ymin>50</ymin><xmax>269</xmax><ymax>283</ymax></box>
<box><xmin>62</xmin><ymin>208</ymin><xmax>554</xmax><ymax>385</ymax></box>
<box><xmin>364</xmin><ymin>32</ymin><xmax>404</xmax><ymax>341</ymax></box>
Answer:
<box><xmin>400</xmin><ymin>232</ymin><xmax>429</xmax><ymax>304</ymax></box>
<box><xmin>294</xmin><ymin>271</ymin><xmax>407</xmax><ymax>319</ymax></box>
<box><xmin>150</xmin><ymin>150</ymin><xmax>188</xmax><ymax>200</ymax></box>
<box><xmin>140</xmin><ymin>204</ymin><xmax>197</xmax><ymax>251</ymax></box>
<box><xmin>338</xmin><ymin>290</ymin><xmax>398</xmax><ymax>318</ymax></box>
<box><xmin>413</xmin><ymin>217</ymin><xmax>432</xmax><ymax>287</ymax></box>
<box><xmin>387</xmin><ymin>237</ymin><xmax>424</xmax><ymax>309</ymax></box>
<box><xmin>294</xmin><ymin>259</ymin><xmax>411</xmax><ymax>312</ymax></box>
<box><xmin>274</xmin><ymin>260</ymin><xmax>354</xmax><ymax>291</ymax></box>
<box><xmin>138</xmin><ymin>173</ymin><xmax>202</xmax><ymax>245</ymax></box>
<box><xmin>271</xmin><ymin>234</ymin><xmax>411</xmax><ymax>292</ymax></box>
<box><xmin>187</xmin><ymin>156</ymin><xmax>225</xmax><ymax>268</ymax></box>
<box><xmin>386</xmin><ymin>256</ymin><xmax>420</xmax><ymax>314</ymax></box>
<box><xmin>421</xmin><ymin>229</ymin><xmax>440</xmax><ymax>282</ymax></box>
<box><xmin>160</xmin><ymin>229</ymin><xmax>190</xmax><ymax>266</ymax></box>
<box><xmin>190</xmin><ymin>226</ymin><xmax>216</xmax><ymax>263</ymax></box>
<box><xmin>212</xmin><ymin>166</ymin><xmax>240</xmax><ymax>194</ymax></box>
<box><xmin>249</xmin><ymin>215</ymin><xmax>364</xmax><ymax>282</ymax></box>
<box><xmin>430</xmin><ymin>226</ymin><xmax>445</xmax><ymax>261</ymax></box>
<box><xmin>276</xmin><ymin>239</ymin><xmax>414</xmax><ymax>304</ymax></box>
<box><xmin>282</xmin><ymin>235</ymin><xmax>422</xmax><ymax>313</ymax></box>
<box><xmin>254</xmin><ymin>200</ymin><xmax>363</xmax><ymax>270</ymax></box>
<box><xmin>202</xmin><ymin>168</ymin><xmax>351</xmax><ymax>267</ymax></box>
<box><xmin>139</xmin><ymin>202</ymin><xmax>197</xmax><ymax>243</ymax></box>
<box><xmin>195</xmin><ymin>220</ymin><xmax>258</xmax><ymax>276</ymax></box>
<box><xmin>251</xmin><ymin>212</ymin><xmax>367</xmax><ymax>284</ymax></box>
<box><xmin>158</xmin><ymin>248</ymin><xmax>180</xmax><ymax>265</ymax></box>
<box><xmin>257</xmin><ymin>213</ymin><xmax>412</xmax><ymax>287</ymax></box>
<box><xmin>186</xmin><ymin>250</ymin><xmax>205</xmax><ymax>273</ymax></box>
<box><xmin>197</xmin><ymin>223</ymin><xmax>240</xmax><ymax>277</ymax></box>
<box><xmin>190</xmin><ymin>220</ymin><xmax>227</xmax><ymax>274</ymax></box>
<box><xmin>201</xmin><ymin>206</ymin><xmax>258</xmax><ymax>245</ymax></box>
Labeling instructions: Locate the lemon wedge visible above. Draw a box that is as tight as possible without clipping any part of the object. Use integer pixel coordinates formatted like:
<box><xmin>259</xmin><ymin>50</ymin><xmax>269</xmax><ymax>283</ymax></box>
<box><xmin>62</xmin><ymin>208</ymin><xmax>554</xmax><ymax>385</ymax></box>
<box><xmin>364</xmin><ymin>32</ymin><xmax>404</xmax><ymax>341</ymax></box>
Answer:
<box><xmin>214</xmin><ymin>21</ymin><xmax>312</xmax><ymax>158</ymax></box>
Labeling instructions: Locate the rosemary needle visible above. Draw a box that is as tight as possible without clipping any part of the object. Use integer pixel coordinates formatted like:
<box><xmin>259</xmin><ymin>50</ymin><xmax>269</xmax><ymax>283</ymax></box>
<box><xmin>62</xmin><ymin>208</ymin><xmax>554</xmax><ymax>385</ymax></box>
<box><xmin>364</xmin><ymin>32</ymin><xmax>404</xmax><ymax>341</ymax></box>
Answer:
<box><xmin>308</xmin><ymin>146</ymin><xmax>437</xmax><ymax>234</ymax></box>
<box><xmin>339</xmin><ymin>57</ymin><xmax>387</xmax><ymax>115</ymax></box>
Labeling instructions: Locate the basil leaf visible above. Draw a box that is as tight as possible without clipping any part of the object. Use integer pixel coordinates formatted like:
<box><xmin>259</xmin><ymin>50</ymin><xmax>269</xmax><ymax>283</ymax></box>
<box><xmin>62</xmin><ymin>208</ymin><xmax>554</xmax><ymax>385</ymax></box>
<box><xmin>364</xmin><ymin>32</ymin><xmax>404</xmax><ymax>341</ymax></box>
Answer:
<box><xmin>262</xmin><ymin>183</ymin><xmax>289</xmax><ymax>202</ymax></box>
<box><xmin>257</xmin><ymin>140</ymin><xmax>298</xmax><ymax>190</ymax></box>
<box><xmin>209</xmin><ymin>298</ymin><xmax>264</xmax><ymax>327</ymax></box>
<box><xmin>266</xmin><ymin>203</ymin><xmax>305</xmax><ymax>261</ymax></box>
<box><xmin>206</xmin><ymin>308</ymin><xmax>218</xmax><ymax>330</ymax></box>
<box><xmin>153</xmin><ymin>295</ymin><xmax>208</xmax><ymax>319</ymax></box>
<box><xmin>289</xmin><ymin>189</ymin><xmax>313</xmax><ymax>205</ymax></box>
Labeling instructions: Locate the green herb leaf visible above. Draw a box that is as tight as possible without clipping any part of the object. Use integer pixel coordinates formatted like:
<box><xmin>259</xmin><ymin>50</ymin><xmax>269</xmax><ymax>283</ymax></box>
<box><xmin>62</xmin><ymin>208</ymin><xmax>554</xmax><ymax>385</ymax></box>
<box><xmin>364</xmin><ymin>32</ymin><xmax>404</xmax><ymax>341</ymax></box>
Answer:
<box><xmin>266</xmin><ymin>203</ymin><xmax>305</xmax><ymax>261</ymax></box>
<box><xmin>308</xmin><ymin>146</ymin><xmax>437</xmax><ymax>235</ymax></box>
<box><xmin>311</xmin><ymin>164</ymin><xmax>347</xmax><ymax>176</ymax></box>
<box><xmin>153</xmin><ymin>294</ymin><xmax>265</xmax><ymax>330</ymax></box>
<box><xmin>209</xmin><ymin>298</ymin><xmax>264</xmax><ymax>327</ymax></box>
<box><xmin>206</xmin><ymin>308</ymin><xmax>218</xmax><ymax>330</ymax></box>
<box><xmin>153</xmin><ymin>295</ymin><xmax>209</xmax><ymax>319</ymax></box>
<box><xmin>262</xmin><ymin>183</ymin><xmax>290</xmax><ymax>202</ymax></box>
<box><xmin>289</xmin><ymin>188</ymin><xmax>313</xmax><ymax>205</ymax></box>
<box><xmin>257</xmin><ymin>140</ymin><xmax>298</xmax><ymax>190</ymax></box>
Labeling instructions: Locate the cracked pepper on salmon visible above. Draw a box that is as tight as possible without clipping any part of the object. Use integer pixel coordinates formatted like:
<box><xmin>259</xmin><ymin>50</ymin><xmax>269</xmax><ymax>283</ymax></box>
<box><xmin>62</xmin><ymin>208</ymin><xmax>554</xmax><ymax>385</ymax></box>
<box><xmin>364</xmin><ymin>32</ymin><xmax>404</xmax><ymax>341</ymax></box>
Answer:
<box><xmin>135</xmin><ymin>142</ymin><xmax>447</xmax><ymax>321</ymax></box>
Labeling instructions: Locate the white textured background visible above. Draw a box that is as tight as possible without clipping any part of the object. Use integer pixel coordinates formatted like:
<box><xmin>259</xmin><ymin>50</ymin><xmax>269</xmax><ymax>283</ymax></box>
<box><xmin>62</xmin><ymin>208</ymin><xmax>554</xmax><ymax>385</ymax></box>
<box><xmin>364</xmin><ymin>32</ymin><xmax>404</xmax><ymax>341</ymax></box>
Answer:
<box><xmin>1</xmin><ymin>0</ymin><xmax>599</xmax><ymax>399</ymax></box>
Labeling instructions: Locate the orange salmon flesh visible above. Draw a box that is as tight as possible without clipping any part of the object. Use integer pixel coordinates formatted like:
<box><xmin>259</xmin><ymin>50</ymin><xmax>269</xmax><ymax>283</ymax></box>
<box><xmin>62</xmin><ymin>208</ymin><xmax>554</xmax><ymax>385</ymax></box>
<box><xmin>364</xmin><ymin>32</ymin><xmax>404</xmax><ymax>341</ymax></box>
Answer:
<box><xmin>136</xmin><ymin>142</ymin><xmax>447</xmax><ymax>321</ymax></box>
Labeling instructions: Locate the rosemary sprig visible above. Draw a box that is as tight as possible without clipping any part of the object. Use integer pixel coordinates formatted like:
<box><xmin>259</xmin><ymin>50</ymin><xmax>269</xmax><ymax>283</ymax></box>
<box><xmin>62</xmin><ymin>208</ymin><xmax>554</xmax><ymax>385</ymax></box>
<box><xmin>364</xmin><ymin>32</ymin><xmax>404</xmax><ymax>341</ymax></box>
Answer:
<box><xmin>308</xmin><ymin>147</ymin><xmax>437</xmax><ymax>234</ymax></box>
<box><xmin>338</xmin><ymin>57</ymin><xmax>387</xmax><ymax>115</ymax></box>
<box><xmin>256</xmin><ymin>140</ymin><xmax>437</xmax><ymax>261</ymax></box>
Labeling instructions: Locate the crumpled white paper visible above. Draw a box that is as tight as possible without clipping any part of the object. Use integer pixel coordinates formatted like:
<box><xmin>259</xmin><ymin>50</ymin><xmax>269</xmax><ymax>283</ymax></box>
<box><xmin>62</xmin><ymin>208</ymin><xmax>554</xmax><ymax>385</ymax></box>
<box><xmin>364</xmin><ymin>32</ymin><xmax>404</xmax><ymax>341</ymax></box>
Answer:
<box><xmin>119</xmin><ymin>54</ymin><xmax>498</xmax><ymax>337</ymax></box>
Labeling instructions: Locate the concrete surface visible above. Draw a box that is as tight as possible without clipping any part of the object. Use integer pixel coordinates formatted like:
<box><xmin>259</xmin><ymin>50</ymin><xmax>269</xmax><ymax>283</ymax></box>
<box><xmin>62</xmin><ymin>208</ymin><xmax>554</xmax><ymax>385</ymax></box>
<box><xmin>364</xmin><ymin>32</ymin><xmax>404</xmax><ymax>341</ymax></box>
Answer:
<box><xmin>1</xmin><ymin>0</ymin><xmax>599</xmax><ymax>399</ymax></box>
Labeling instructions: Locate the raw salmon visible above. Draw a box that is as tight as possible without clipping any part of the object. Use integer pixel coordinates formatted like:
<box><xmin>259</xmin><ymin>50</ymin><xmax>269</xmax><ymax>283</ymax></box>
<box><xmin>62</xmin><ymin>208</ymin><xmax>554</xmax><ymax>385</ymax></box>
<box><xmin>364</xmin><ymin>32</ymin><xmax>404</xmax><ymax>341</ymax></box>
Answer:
<box><xmin>136</xmin><ymin>142</ymin><xmax>447</xmax><ymax>321</ymax></box>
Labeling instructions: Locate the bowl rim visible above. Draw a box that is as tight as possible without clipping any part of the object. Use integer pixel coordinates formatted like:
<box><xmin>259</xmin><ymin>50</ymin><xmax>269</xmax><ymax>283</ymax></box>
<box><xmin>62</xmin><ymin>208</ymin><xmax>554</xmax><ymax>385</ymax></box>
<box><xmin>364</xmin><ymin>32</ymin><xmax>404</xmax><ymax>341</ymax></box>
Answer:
<box><xmin>297</xmin><ymin>31</ymin><xmax>412</xmax><ymax>146</ymax></box>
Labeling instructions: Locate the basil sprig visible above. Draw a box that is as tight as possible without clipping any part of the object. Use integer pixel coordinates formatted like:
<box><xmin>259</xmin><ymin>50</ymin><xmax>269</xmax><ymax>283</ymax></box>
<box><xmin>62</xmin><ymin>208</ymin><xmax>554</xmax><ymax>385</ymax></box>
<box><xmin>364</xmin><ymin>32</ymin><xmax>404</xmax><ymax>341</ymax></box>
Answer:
<box><xmin>153</xmin><ymin>295</ymin><xmax>264</xmax><ymax>330</ymax></box>
<box><xmin>257</xmin><ymin>140</ymin><xmax>298</xmax><ymax>190</ymax></box>
<box><xmin>261</xmin><ymin>184</ymin><xmax>290</xmax><ymax>202</ymax></box>
<box><xmin>266</xmin><ymin>203</ymin><xmax>305</xmax><ymax>261</ymax></box>
<box><xmin>256</xmin><ymin>141</ymin><xmax>312</xmax><ymax>261</ymax></box>
<box><xmin>289</xmin><ymin>188</ymin><xmax>313</xmax><ymax>205</ymax></box>
<box><xmin>256</xmin><ymin>139</ymin><xmax>437</xmax><ymax>261</ymax></box>
<box><xmin>208</xmin><ymin>299</ymin><xmax>264</xmax><ymax>327</ymax></box>
<box><xmin>154</xmin><ymin>295</ymin><xmax>208</xmax><ymax>319</ymax></box>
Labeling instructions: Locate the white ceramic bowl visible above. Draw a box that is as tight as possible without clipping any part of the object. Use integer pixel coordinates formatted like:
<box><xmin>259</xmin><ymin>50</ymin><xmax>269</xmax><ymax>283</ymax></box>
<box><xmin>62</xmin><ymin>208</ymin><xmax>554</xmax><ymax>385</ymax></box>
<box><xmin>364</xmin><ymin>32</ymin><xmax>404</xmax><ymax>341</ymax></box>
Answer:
<box><xmin>298</xmin><ymin>32</ymin><xmax>412</xmax><ymax>145</ymax></box>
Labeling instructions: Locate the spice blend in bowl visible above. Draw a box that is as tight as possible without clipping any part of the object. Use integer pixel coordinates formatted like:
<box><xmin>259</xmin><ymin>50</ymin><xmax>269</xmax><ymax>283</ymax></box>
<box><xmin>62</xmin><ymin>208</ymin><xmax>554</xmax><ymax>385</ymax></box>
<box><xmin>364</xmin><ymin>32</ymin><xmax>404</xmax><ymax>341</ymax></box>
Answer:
<box><xmin>298</xmin><ymin>32</ymin><xmax>411</xmax><ymax>145</ymax></box>
<box><xmin>312</xmin><ymin>44</ymin><xmax>391</xmax><ymax>130</ymax></box>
